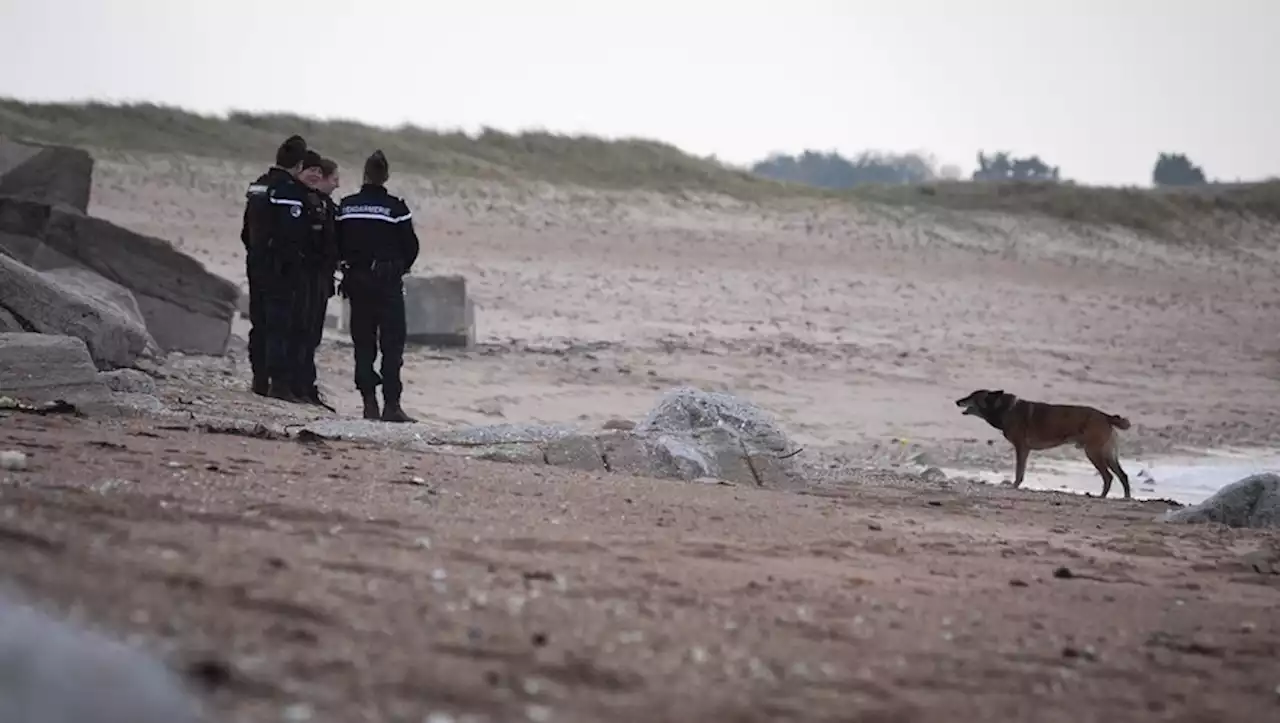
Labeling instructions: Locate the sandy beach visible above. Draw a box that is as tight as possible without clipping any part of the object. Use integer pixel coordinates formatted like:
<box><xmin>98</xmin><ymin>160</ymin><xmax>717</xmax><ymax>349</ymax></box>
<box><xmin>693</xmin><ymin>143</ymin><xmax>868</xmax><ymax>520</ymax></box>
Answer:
<box><xmin>1</xmin><ymin>145</ymin><xmax>1279</xmax><ymax>723</ymax></box>
<box><xmin>88</xmin><ymin>150</ymin><xmax>1280</xmax><ymax>502</ymax></box>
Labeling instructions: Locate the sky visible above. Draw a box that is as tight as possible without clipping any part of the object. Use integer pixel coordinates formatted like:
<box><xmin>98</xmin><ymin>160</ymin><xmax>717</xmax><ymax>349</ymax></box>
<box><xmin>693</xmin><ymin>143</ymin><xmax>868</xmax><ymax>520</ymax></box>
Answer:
<box><xmin>0</xmin><ymin>0</ymin><xmax>1276</xmax><ymax>186</ymax></box>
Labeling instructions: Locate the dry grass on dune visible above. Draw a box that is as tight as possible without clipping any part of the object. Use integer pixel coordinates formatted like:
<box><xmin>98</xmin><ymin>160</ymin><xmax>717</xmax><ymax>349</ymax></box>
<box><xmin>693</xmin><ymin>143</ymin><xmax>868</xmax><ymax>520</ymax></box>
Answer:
<box><xmin>3</xmin><ymin>97</ymin><xmax>1280</xmax><ymax>236</ymax></box>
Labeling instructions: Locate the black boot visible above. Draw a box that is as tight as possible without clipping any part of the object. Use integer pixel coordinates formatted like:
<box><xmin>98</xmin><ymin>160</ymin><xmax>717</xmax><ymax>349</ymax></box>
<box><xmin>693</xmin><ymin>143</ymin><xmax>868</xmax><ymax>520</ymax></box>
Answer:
<box><xmin>302</xmin><ymin>385</ymin><xmax>336</xmax><ymax>412</ymax></box>
<box><xmin>268</xmin><ymin>380</ymin><xmax>303</xmax><ymax>403</ymax></box>
<box><xmin>360</xmin><ymin>389</ymin><xmax>381</xmax><ymax>420</ymax></box>
<box><xmin>380</xmin><ymin>389</ymin><xmax>415</xmax><ymax>423</ymax></box>
<box><xmin>252</xmin><ymin>375</ymin><xmax>269</xmax><ymax>397</ymax></box>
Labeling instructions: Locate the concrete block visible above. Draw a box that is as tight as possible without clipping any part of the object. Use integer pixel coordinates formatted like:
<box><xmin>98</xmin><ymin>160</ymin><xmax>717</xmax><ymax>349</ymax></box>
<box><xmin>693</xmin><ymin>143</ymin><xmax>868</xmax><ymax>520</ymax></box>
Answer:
<box><xmin>334</xmin><ymin>274</ymin><xmax>476</xmax><ymax>348</ymax></box>
<box><xmin>404</xmin><ymin>274</ymin><xmax>475</xmax><ymax>348</ymax></box>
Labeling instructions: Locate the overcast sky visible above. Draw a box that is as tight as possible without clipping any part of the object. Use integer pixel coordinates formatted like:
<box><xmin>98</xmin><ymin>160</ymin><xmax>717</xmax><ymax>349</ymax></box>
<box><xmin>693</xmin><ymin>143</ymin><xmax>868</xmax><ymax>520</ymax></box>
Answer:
<box><xmin>1</xmin><ymin>1</ymin><xmax>1275</xmax><ymax>186</ymax></box>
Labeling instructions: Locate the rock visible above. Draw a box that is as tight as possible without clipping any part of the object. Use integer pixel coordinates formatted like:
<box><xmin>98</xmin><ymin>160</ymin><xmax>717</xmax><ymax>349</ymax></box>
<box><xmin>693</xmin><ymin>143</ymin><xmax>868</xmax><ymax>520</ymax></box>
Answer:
<box><xmin>0</xmin><ymin>333</ymin><xmax>159</xmax><ymax>418</ymax></box>
<box><xmin>0</xmin><ymin>594</ymin><xmax>203</xmax><ymax>723</ymax></box>
<box><xmin>602</xmin><ymin>418</ymin><xmax>636</xmax><ymax>431</ymax></box>
<box><xmin>630</xmin><ymin>387</ymin><xmax>804</xmax><ymax>488</ymax></box>
<box><xmin>0</xmin><ymin>254</ymin><xmax>157</xmax><ymax>369</ymax></box>
<box><xmin>475</xmin><ymin>444</ymin><xmax>547</xmax><ymax>465</ymax></box>
<box><xmin>44</xmin><ymin>267</ymin><xmax>151</xmax><ymax>330</ymax></box>
<box><xmin>0</xmin><ymin>306</ymin><xmax>19</xmax><ymax>332</ymax></box>
<box><xmin>920</xmin><ymin>466</ymin><xmax>948</xmax><ymax>482</ymax></box>
<box><xmin>473</xmin><ymin>399</ymin><xmax>505</xmax><ymax>417</ymax></box>
<box><xmin>0</xmin><ymin>137</ymin><xmax>42</xmax><ymax>179</ymax></box>
<box><xmin>433</xmin><ymin>423</ymin><xmax>580</xmax><ymax>447</ymax></box>
<box><xmin>542</xmin><ymin>434</ymin><xmax>606</xmax><ymax>472</ymax></box>
<box><xmin>403</xmin><ymin>274</ymin><xmax>476</xmax><ymax>348</ymax></box>
<box><xmin>637</xmin><ymin>387</ymin><xmax>791</xmax><ymax>454</ymax></box>
<box><xmin>597</xmin><ymin>431</ymin><xmax>681</xmax><ymax>479</ymax></box>
<box><xmin>0</xmin><ymin>196</ymin><xmax>240</xmax><ymax>355</ymax></box>
<box><xmin>98</xmin><ymin>369</ymin><xmax>158</xmax><ymax>396</ymax></box>
<box><xmin>0</xmin><ymin>140</ymin><xmax>94</xmax><ymax>212</ymax></box>
<box><xmin>1163</xmin><ymin>474</ymin><xmax>1280</xmax><ymax>529</ymax></box>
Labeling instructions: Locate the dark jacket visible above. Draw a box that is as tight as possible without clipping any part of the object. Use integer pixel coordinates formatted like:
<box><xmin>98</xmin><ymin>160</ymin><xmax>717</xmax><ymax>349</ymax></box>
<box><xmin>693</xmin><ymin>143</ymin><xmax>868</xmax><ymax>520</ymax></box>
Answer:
<box><xmin>245</xmin><ymin>174</ymin><xmax>319</xmax><ymax>274</ymax></box>
<box><xmin>335</xmin><ymin>183</ymin><xmax>420</xmax><ymax>275</ymax></box>
<box><xmin>302</xmin><ymin>188</ymin><xmax>339</xmax><ymax>272</ymax></box>
<box><xmin>239</xmin><ymin>166</ymin><xmax>294</xmax><ymax>254</ymax></box>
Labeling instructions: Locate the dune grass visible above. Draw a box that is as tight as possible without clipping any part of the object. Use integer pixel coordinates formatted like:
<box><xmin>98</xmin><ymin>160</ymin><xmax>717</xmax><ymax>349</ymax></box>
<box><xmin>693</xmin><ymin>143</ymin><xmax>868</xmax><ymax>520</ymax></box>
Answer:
<box><xmin>3</xmin><ymin>97</ymin><xmax>1279</xmax><ymax>235</ymax></box>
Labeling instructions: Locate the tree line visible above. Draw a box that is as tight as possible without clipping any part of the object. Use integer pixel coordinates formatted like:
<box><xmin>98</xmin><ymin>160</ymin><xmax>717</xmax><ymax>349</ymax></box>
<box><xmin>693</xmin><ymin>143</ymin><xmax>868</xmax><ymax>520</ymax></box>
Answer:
<box><xmin>750</xmin><ymin>149</ymin><xmax>1221</xmax><ymax>189</ymax></box>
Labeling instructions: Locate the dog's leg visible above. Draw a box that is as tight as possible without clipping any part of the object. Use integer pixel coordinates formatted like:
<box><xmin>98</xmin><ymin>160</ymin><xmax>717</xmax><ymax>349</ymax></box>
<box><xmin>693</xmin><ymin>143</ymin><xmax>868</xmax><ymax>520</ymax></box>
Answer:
<box><xmin>1012</xmin><ymin>443</ymin><xmax>1029</xmax><ymax>488</ymax></box>
<box><xmin>1085</xmin><ymin>446</ymin><xmax>1114</xmax><ymax>498</ymax></box>
<box><xmin>1105</xmin><ymin>445</ymin><xmax>1131</xmax><ymax>500</ymax></box>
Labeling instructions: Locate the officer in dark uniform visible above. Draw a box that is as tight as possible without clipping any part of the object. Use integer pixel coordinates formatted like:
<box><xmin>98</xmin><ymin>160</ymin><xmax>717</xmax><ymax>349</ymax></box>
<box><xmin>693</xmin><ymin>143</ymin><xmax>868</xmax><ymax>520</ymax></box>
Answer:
<box><xmin>293</xmin><ymin>152</ymin><xmax>340</xmax><ymax>409</ymax></box>
<box><xmin>244</xmin><ymin>145</ymin><xmax>323</xmax><ymax>403</ymax></box>
<box><xmin>336</xmin><ymin>150</ymin><xmax>420</xmax><ymax>422</ymax></box>
<box><xmin>240</xmin><ymin>135</ymin><xmax>308</xmax><ymax>396</ymax></box>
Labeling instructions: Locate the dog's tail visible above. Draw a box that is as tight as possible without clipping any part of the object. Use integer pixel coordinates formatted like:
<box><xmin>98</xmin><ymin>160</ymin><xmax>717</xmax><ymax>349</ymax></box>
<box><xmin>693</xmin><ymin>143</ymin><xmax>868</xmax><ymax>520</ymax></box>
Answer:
<box><xmin>1106</xmin><ymin>414</ymin><xmax>1131</xmax><ymax>430</ymax></box>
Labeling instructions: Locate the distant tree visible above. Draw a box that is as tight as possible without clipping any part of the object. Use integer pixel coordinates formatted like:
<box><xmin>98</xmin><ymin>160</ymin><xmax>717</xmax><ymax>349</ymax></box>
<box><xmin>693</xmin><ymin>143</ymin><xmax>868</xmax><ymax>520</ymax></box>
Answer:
<box><xmin>972</xmin><ymin>150</ymin><xmax>1061</xmax><ymax>182</ymax></box>
<box><xmin>751</xmin><ymin>150</ymin><xmax>939</xmax><ymax>188</ymax></box>
<box><xmin>1152</xmin><ymin>152</ymin><xmax>1207</xmax><ymax>187</ymax></box>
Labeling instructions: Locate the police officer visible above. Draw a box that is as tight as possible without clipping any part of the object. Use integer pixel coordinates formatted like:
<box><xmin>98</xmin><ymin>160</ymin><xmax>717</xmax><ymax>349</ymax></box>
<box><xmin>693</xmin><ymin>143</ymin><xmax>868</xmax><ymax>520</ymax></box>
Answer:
<box><xmin>244</xmin><ymin>144</ymin><xmax>322</xmax><ymax>403</ymax></box>
<box><xmin>294</xmin><ymin>152</ymin><xmax>340</xmax><ymax>409</ymax></box>
<box><xmin>241</xmin><ymin>135</ymin><xmax>308</xmax><ymax>397</ymax></box>
<box><xmin>336</xmin><ymin>150</ymin><xmax>420</xmax><ymax>422</ymax></box>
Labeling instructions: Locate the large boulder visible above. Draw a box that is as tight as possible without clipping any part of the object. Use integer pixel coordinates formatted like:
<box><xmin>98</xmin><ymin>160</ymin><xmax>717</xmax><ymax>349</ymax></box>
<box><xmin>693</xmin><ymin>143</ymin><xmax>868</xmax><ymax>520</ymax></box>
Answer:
<box><xmin>0</xmin><ymin>137</ymin><xmax>42</xmax><ymax>179</ymax></box>
<box><xmin>43</xmin><ymin>266</ymin><xmax>152</xmax><ymax>332</ymax></box>
<box><xmin>0</xmin><ymin>333</ymin><xmax>163</xmax><ymax>416</ymax></box>
<box><xmin>0</xmin><ymin>594</ymin><xmax>203</xmax><ymax>723</ymax></box>
<box><xmin>1163</xmin><ymin>473</ymin><xmax>1280</xmax><ymax>529</ymax></box>
<box><xmin>0</xmin><ymin>197</ymin><xmax>239</xmax><ymax>354</ymax></box>
<box><xmin>0</xmin><ymin>254</ymin><xmax>158</xmax><ymax>369</ymax></box>
<box><xmin>0</xmin><ymin>332</ymin><xmax>111</xmax><ymax>403</ymax></box>
<box><xmin>0</xmin><ymin>141</ymin><xmax>94</xmax><ymax>212</ymax></box>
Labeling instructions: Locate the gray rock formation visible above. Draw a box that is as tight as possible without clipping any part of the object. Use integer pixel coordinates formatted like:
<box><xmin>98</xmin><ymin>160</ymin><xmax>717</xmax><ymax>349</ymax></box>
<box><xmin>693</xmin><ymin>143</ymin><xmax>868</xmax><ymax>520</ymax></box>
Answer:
<box><xmin>0</xmin><ymin>332</ymin><xmax>112</xmax><ymax>402</ymax></box>
<box><xmin>1163</xmin><ymin>473</ymin><xmax>1280</xmax><ymax>529</ymax></box>
<box><xmin>0</xmin><ymin>142</ymin><xmax>94</xmax><ymax>212</ymax></box>
<box><xmin>44</xmin><ymin>266</ymin><xmax>152</xmax><ymax>331</ymax></box>
<box><xmin>0</xmin><ymin>333</ymin><xmax>164</xmax><ymax>416</ymax></box>
<box><xmin>0</xmin><ymin>594</ymin><xmax>203</xmax><ymax>723</ymax></box>
<box><xmin>297</xmin><ymin>387</ymin><xmax>806</xmax><ymax>488</ymax></box>
<box><xmin>98</xmin><ymin>368</ymin><xmax>159</xmax><ymax>396</ymax></box>
<box><xmin>0</xmin><ymin>305</ymin><xmax>19</xmax><ymax>332</ymax></box>
<box><xmin>0</xmin><ymin>254</ymin><xmax>157</xmax><ymax>369</ymax></box>
<box><xmin>630</xmin><ymin>387</ymin><xmax>804</xmax><ymax>487</ymax></box>
<box><xmin>0</xmin><ymin>196</ymin><xmax>239</xmax><ymax>355</ymax></box>
<box><xmin>0</xmin><ymin>136</ymin><xmax>41</xmax><ymax>179</ymax></box>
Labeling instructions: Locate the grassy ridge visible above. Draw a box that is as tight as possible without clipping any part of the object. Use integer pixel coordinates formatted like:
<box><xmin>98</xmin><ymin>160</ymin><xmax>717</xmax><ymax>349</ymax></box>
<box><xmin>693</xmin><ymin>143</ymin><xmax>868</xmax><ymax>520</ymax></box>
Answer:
<box><xmin>3</xmin><ymin>97</ymin><xmax>1279</xmax><ymax>235</ymax></box>
<box><xmin>0</xmin><ymin>98</ymin><xmax>781</xmax><ymax>197</ymax></box>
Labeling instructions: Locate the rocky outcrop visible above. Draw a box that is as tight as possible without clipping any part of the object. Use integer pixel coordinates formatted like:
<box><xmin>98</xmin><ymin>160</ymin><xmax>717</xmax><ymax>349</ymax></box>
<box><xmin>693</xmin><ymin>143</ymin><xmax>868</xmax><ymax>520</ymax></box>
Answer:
<box><xmin>0</xmin><ymin>594</ymin><xmax>203</xmax><ymax>723</ymax></box>
<box><xmin>300</xmin><ymin>387</ymin><xmax>807</xmax><ymax>488</ymax></box>
<box><xmin>629</xmin><ymin>387</ymin><xmax>804</xmax><ymax>487</ymax></box>
<box><xmin>0</xmin><ymin>142</ymin><xmax>94</xmax><ymax>212</ymax></box>
<box><xmin>0</xmin><ymin>254</ymin><xmax>157</xmax><ymax>369</ymax></box>
<box><xmin>44</xmin><ymin>266</ymin><xmax>151</xmax><ymax>331</ymax></box>
<box><xmin>0</xmin><ymin>196</ymin><xmax>239</xmax><ymax>354</ymax></box>
<box><xmin>0</xmin><ymin>333</ymin><xmax>163</xmax><ymax>416</ymax></box>
<box><xmin>1163</xmin><ymin>473</ymin><xmax>1280</xmax><ymax>529</ymax></box>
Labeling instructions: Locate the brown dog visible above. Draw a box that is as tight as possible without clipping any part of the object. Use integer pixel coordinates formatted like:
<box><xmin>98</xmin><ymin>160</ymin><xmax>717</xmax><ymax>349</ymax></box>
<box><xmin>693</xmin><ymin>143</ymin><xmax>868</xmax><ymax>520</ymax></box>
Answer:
<box><xmin>955</xmin><ymin>389</ymin><xmax>1133</xmax><ymax>499</ymax></box>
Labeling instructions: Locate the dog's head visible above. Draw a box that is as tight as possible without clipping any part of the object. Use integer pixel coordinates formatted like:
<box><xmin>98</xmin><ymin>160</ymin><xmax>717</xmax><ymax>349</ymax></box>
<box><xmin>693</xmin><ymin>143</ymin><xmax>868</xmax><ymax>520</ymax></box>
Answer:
<box><xmin>955</xmin><ymin>389</ymin><xmax>1008</xmax><ymax>417</ymax></box>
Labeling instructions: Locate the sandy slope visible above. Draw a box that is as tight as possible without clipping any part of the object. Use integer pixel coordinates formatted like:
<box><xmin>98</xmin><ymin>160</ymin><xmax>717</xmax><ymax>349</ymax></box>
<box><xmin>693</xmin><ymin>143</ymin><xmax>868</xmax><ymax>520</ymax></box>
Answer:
<box><xmin>85</xmin><ymin>151</ymin><xmax>1280</xmax><ymax>495</ymax></box>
